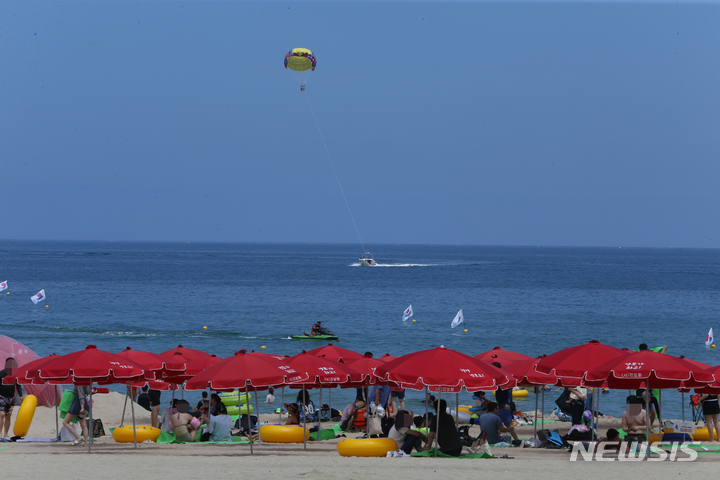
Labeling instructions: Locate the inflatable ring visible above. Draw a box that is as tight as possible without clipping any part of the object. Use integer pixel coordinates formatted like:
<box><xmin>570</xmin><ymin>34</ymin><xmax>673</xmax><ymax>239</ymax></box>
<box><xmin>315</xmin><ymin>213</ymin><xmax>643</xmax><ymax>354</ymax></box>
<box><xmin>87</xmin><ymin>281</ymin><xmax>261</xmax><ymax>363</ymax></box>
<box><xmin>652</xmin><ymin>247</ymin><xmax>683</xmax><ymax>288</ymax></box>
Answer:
<box><xmin>337</xmin><ymin>438</ymin><xmax>398</xmax><ymax>457</ymax></box>
<box><xmin>492</xmin><ymin>388</ymin><xmax>529</xmax><ymax>398</ymax></box>
<box><xmin>219</xmin><ymin>391</ymin><xmax>252</xmax><ymax>407</ymax></box>
<box><xmin>13</xmin><ymin>395</ymin><xmax>37</xmax><ymax>437</ymax></box>
<box><xmin>226</xmin><ymin>404</ymin><xmax>254</xmax><ymax>416</ymax></box>
<box><xmin>687</xmin><ymin>427</ymin><xmax>717</xmax><ymax>442</ymax></box>
<box><xmin>112</xmin><ymin>425</ymin><xmax>162</xmax><ymax>443</ymax></box>
<box><xmin>259</xmin><ymin>425</ymin><xmax>309</xmax><ymax>443</ymax></box>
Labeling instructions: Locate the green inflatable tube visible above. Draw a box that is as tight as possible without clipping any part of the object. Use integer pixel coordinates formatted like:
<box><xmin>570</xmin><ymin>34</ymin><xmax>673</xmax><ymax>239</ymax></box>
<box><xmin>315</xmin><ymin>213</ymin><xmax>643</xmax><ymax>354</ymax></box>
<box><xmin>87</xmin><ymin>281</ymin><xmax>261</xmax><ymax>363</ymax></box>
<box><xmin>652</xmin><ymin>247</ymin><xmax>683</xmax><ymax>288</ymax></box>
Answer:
<box><xmin>218</xmin><ymin>391</ymin><xmax>252</xmax><ymax>407</ymax></box>
<box><xmin>226</xmin><ymin>404</ymin><xmax>254</xmax><ymax>416</ymax></box>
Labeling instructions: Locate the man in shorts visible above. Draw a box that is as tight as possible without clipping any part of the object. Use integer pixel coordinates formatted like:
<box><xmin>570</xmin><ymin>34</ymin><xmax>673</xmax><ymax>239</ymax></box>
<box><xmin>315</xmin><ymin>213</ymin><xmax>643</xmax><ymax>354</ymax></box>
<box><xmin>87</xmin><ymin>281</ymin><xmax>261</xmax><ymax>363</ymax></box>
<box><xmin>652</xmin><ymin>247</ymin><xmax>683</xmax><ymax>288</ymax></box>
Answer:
<box><xmin>390</xmin><ymin>387</ymin><xmax>405</xmax><ymax>416</ymax></box>
<box><xmin>149</xmin><ymin>388</ymin><xmax>161</xmax><ymax>428</ymax></box>
<box><xmin>0</xmin><ymin>358</ymin><xmax>22</xmax><ymax>438</ymax></box>
<box><xmin>622</xmin><ymin>396</ymin><xmax>647</xmax><ymax>453</ymax></box>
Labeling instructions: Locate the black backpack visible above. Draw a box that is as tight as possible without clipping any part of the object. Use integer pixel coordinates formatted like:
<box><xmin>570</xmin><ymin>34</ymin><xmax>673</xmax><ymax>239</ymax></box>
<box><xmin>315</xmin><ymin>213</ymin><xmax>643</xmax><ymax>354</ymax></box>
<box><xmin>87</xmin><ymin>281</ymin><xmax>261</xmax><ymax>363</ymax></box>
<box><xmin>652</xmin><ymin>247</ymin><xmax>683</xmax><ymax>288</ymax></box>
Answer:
<box><xmin>457</xmin><ymin>425</ymin><xmax>475</xmax><ymax>447</ymax></box>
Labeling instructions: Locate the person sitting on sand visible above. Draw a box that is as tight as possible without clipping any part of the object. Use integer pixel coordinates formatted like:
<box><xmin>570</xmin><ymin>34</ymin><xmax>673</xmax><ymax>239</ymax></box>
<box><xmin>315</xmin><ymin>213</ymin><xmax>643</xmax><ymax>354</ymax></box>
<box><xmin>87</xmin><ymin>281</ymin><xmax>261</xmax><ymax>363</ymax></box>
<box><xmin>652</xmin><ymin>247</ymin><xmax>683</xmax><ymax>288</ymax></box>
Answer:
<box><xmin>172</xmin><ymin>399</ymin><xmax>201</xmax><ymax>442</ymax></box>
<box><xmin>388</xmin><ymin>410</ymin><xmax>428</xmax><ymax>454</ymax></box>
<box><xmin>479</xmin><ymin>402</ymin><xmax>520</xmax><ymax>445</ymax></box>
<box><xmin>160</xmin><ymin>398</ymin><xmax>180</xmax><ymax>433</ymax></box>
<box><xmin>426</xmin><ymin>399</ymin><xmax>463</xmax><ymax>457</ymax></box>
<box><xmin>285</xmin><ymin>403</ymin><xmax>301</xmax><ymax>425</ymax></box>
<box><xmin>594</xmin><ymin>428</ymin><xmax>623</xmax><ymax>454</ymax></box>
<box><xmin>202</xmin><ymin>402</ymin><xmax>232</xmax><ymax>442</ymax></box>
<box><xmin>622</xmin><ymin>396</ymin><xmax>647</xmax><ymax>452</ymax></box>
<box><xmin>296</xmin><ymin>390</ymin><xmax>316</xmax><ymax>423</ymax></box>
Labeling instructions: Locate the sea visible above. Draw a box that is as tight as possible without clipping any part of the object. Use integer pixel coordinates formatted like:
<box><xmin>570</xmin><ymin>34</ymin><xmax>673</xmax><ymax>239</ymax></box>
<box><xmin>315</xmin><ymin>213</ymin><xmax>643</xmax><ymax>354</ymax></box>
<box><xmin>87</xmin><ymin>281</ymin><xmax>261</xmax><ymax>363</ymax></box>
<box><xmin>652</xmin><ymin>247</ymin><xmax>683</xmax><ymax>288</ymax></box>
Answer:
<box><xmin>1</xmin><ymin>240</ymin><xmax>718</xmax><ymax>422</ymax></box>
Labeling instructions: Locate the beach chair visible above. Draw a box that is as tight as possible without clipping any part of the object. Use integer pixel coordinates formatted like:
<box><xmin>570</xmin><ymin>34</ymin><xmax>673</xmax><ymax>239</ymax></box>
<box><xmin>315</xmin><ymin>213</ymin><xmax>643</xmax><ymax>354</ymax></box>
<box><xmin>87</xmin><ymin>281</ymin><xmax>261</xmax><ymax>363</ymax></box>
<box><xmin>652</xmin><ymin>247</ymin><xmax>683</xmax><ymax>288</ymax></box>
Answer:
<box><xmin>690</xmin><ymin>395</ymin><xmax>703</xmax><ymax>425</ymax></box>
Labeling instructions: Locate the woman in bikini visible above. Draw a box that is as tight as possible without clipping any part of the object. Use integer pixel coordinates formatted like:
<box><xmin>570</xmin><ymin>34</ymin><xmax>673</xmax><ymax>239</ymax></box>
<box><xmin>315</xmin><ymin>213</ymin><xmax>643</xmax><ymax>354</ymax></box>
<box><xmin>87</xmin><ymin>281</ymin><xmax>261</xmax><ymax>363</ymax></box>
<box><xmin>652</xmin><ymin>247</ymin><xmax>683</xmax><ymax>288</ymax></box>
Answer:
<box><xmin>172</xmin><ymin>400</ymin><xmax>202</xmax><ymax>442</ymax></box>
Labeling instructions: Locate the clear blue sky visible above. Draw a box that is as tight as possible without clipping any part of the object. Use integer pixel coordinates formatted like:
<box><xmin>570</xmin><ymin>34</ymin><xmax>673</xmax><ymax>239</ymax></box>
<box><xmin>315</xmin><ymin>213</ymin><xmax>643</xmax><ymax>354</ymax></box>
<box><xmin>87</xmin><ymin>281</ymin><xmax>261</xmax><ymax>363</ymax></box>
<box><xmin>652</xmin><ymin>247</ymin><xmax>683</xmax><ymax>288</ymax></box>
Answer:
<box><xmin>1</xmin><ymin>1</ymin><xmax>718</xmax><ymax>248</ymax></box>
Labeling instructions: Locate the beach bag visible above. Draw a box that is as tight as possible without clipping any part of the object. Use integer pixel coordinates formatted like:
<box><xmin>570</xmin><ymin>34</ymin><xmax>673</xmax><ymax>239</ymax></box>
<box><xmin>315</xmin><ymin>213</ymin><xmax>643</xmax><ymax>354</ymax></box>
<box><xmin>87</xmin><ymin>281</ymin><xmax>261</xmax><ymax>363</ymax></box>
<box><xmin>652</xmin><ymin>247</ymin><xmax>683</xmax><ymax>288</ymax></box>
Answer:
<box><xmin>367</xmin><ymin>413</ymin><xmax>383</xmax><ymax>436</ymax></box>
<box><xmin>458</xmin><ymin>425</ymin><xmax>475</xmax><ymax>447</ymax></box>
<box><xmin>92</xmin><ymin>419</ymin><xmax>105</xmax><ymax>437</ymax></box>
<box><xmin>537</xmin><ymin>429</ymin><xmax>566</xmax><ymax>449</ymax></box>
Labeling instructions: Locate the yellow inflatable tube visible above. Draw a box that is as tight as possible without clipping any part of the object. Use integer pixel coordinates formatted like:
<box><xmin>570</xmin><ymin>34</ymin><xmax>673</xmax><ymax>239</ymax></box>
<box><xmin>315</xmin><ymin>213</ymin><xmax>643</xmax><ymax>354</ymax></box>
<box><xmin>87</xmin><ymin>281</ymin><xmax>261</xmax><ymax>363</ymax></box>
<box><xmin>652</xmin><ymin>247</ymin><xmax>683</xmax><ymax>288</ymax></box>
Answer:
<box><xmin>492</xmin><ymin>388</ymin><xmax>529</xmax><ymax>398</ymax></box>
<box><xmin>689</xmin><ymin>427</ymin><xmax>718</xmax><ymax>442</ymax></box>
<box><xmin>13</xmin><ymin>395</ymin><xmax>37</xmax><ymax>437</ymax></box>
<box><xmin>259</xmin><ymin>425</ymin><xmax>310</xmax><ymax>443</ymax></box>
<box><xmin>337</xmin><ymin>438</ymin><xmax>398</xmax><ymax>457</ymax></box>
<box><xmin>112</xmin><ymin>425</ymin><xmax>162</xmax><ymax>443</ymax></box>
<box><xmin>226</xmin><ymin>404</ymin><xmax>254</xmax><ymax>416</ymax></box>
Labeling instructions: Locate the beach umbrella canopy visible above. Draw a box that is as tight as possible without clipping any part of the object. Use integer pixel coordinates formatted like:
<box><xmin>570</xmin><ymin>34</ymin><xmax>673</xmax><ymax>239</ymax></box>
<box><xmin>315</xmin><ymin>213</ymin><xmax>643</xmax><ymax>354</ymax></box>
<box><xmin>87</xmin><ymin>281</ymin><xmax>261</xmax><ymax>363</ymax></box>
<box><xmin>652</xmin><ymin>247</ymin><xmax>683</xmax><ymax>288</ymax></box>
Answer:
<box><xmin>474</xmin><ymin>347</ymin><xmax>532</xmax><ymax>367</ymax></box>
<box><xmin>185</xmin><ymin>350</ymin><xmax>308</xmax><ymax>391</ymax></box>
<box><xmin>535</xmin><ymin>340</ymin><xmax>628</xmax><ymax>386</ymax></box>
<box><xmin>160</xmin><ymin>345</ymin><xmax>210</xmax><ymax>362</ymax></box>
<box><xmin>304</xmin><ymin>344</ymin><xmax>363</xmax><ymax>363</ymax></box>
<box><xmin>163</xmin><ymin>354</ymin><xmax>223</xmax><ymax>384</ymax></box>
<box><xmin>0</xmin><ymin>336</ymin><xmax>63</xmax><ymax>406</ymax></box>
<box><xmin>503</xmin><ymin>356</ymin><xmax>559</xmax><ymax>386</ymax></box>
<box><xmin>584</xmin><ymin>350</ymin><xmax>715</xmax><ymax>389</ymax></box>
<box><xmin>117</xmin><ymin>347</ymin><xmax>186</xmax><ymax>379</ymax></box>
<box><xmin>285</xmin><ymin>351</ymin><xmax>362</xmax><ymax>385</ymax></box>
<box><xmin>35</xmin><ymin>345</ymin><xmax>149</xmax><ymax>385</ymax></box>
<box><xmin>374</xmin><ymin>346</ymin><xmax>515</xmax><ymax>392</ymax></box>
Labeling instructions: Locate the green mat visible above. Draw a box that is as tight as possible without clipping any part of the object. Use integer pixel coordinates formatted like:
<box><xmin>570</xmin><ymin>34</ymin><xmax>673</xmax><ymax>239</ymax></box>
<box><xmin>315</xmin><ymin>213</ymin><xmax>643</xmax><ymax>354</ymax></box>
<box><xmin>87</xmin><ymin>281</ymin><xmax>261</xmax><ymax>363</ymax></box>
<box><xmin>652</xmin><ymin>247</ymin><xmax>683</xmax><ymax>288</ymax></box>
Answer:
<box><xmin>156</xmin><ymin>430</ymin><xmax>250</xmax><ymax>444</ymax></box>
<box><xmin>411</xmin><ymin>448</ymin><xmax>493</xmax><ymax>459</ymax></box>
<box><xmin>309</xmin><ymin>424</ymin><xmax>343</xmax><ymax>441</ymax></box>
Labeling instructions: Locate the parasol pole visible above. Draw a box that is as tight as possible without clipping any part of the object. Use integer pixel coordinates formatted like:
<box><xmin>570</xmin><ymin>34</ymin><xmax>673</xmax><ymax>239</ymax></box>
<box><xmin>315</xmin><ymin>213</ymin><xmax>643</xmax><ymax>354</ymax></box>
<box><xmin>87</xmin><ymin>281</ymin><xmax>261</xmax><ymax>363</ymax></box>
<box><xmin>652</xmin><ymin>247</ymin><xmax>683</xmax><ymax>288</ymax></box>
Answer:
<box><xmin>658</xmin><ymin>389</ymin><xmax>663</xmax><ymax>431</ymax></box>
<box><xmin>645</xmin><ymin>382</ymin><xmax>650</xmax><ymax>461</ymax></box>
<box><xmin>435</xmin><ymin>389</ymin><xmax>440</xmax><ymax>457</ymax></box>
<box><xmin>533</xmin><ymin>386</ymin><xmax>539</xmax><ymax>439</ymax></box>
<box><xmin>130</xmin><ymin>382</ymin><xmax>137</xmax><ymax>450</ymax></box>
<box><xmin>246</xmin><ymin>382</ymin><xmax>253</xmax><ymax>454</ymax></box>
<box><xmin>120</xmin><ymin>389</ymin><xmax>128</xmax><ymax>427</ymax></box>
<box><xmin>279</xmin><ymin>387</ymin><xmax>284</xmax><ymax>424</ymax></box>
<box><xmin>424</xmin><ymin>386</ymin><xmax>429</xmax><ymax>431</ymax></box>
<box><xmin>541</xmin><ymin>388</ymin><xmax>545</xmax><ymax>431</ymax></box>
<box><xmin>682</xmin><ymin>391</ymin><xmax>685</xmax><ymax>421</ymax></box>
<box><xmin>255</xmin><ymin>387</ymin><xmax>261</xmax><ymax>444</ymax></box>
<box><xmin>302</xmin><ymin>384</ymin><xmax>307</xmax><ymax>450</ymax></box>
<box><xmin>88</xmin><ymin>381</ymin><xmax>93</xmax><ymax>453</ymax></box>
<box><xmin>329</xmin><ymin>387</ymin><xmax>332</xmax><ymax>421</ymax></box>
<box><xmin>454</xmin><ymin>391</ymin><xmax>459</xmax><ymax>429</ymax></box>
<box><xmin>318</xmin><ymin>387</ymin><xmax>323</xmax><ymax>434</ymax></box>
<box><xmin>55</xmin><ymin>386</ymin><xmax>59</xmax><ymax>441</ymax></box>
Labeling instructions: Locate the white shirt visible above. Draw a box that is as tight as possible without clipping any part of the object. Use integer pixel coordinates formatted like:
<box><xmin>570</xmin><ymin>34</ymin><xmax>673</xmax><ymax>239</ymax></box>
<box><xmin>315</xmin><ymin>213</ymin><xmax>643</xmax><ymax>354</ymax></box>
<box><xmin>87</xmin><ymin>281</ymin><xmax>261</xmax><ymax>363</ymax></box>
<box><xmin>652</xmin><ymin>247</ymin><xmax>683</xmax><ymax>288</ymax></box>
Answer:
<box><xmin>388</xmin><ymin>425</ymin><xmax>408</xmax><ymax>444</ymax></box>
<box><xmin>569</xmin><ymin>387</ymin><xmax>587</xmax><ymax>401</ymax></box>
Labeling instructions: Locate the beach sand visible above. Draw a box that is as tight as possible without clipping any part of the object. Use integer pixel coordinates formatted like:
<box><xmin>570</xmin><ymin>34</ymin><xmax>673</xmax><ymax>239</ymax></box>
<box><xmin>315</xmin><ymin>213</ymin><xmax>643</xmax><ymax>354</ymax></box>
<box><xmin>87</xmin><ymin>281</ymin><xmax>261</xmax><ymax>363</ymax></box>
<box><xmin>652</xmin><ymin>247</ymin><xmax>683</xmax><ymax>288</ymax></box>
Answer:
<box><xmin>2</xmin><ymin>392</ymin><xmax>718</xmax><ymax>478</ymax></box>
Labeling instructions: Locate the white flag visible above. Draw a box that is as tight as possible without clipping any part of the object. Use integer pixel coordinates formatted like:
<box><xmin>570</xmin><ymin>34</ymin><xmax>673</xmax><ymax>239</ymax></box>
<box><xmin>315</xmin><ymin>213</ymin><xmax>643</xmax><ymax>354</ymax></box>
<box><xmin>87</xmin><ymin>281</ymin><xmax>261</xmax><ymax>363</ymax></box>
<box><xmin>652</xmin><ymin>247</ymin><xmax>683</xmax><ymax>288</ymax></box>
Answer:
<box><xmin>451</xmin><ymin>309</ymin><xmax>464</xmax><ymax>328</ymax></box>
<box><xmin>706</xmin><ymin>328</ymin><xmax>714</xmax><ymax>348</ymax></box>
<box><xmin>0</xmin><ymin>281</ymin><xmax>7</xmax><ymax>292</ymax></box>
<box><xmin>402</xmin><ymin>305</ymin><xmax>413</xmax><ymax>322</ymax></box>
<box><xmin>31</xmin><ymin>289</ymin><xmax>46</xmax><ymax>304</ymax></box>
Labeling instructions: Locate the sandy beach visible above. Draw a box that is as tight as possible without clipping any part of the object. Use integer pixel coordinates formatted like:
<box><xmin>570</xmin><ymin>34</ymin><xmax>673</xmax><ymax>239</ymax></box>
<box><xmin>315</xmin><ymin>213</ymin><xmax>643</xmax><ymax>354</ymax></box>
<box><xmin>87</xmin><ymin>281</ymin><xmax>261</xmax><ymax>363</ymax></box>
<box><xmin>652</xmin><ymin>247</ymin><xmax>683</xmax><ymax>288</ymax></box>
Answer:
<box><xmin>2</xmin><ymin>392</ymin><xmax>719</xmax><ymax>479</ymax></box>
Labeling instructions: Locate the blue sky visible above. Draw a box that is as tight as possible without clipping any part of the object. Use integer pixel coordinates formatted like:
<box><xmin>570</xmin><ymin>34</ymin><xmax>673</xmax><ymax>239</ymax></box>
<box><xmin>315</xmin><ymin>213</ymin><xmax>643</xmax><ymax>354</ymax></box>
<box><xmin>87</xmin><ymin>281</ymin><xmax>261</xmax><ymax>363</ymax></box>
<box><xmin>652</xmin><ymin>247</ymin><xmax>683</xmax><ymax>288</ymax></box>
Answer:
<box><xmin>1</xmin><ymin>1</ymin><xmax>718</xmax><ymax>247</ymax></box>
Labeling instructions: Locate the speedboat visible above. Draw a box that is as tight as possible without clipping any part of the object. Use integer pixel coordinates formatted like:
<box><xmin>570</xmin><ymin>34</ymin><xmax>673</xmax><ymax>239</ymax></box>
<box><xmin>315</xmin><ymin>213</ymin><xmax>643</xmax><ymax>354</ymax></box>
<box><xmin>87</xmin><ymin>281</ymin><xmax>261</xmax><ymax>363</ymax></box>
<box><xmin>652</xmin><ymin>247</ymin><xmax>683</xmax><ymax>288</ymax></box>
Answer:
<box><xmin>359</xmin><ymin>253</ymin><xmax>376</xmax><ymax>267</ymax></box>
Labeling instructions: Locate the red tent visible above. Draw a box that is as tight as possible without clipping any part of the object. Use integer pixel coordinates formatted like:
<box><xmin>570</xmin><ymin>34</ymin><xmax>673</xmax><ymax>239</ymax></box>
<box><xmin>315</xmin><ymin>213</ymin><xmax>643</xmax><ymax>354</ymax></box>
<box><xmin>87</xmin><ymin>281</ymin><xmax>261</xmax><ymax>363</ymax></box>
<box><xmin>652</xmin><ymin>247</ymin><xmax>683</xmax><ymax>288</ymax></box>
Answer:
<box><xmin>0</xmin><ymin>335</ymin><xmax>62</xmax><ymax>407</ymax></box>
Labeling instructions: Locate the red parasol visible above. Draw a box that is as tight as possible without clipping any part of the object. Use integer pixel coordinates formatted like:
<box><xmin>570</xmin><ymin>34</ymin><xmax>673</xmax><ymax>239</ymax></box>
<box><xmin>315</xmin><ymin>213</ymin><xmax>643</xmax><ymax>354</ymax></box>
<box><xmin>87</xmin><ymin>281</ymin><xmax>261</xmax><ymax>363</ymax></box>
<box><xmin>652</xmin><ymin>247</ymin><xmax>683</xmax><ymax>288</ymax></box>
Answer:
<box><xmin>304</xmin><ymin>344</ymin><xmax>363</xmax><ymax>363</ymax></box>
<box><xmin>0</xmin><ymin>336</ymin><xmax>63</xmax><ymax>406</ymax></box>
<box><xmin>160</xmin><ymin>345</ymin><xmax>210</xmax><ymax>362</ymax></box>
<box><xmin>474</xmin><ymin>347</ymin><xmax>532</xmax><ymax>367</ymax></box>
<box><xmin>285</xmin><ymin>351</ymin><xmax>362</xmax><ymax>385</ymax></box>
<box><xmin>374</xmin><ymin>346</ymin><xmax>515</xmax><ymax>392</ymax></box>
<box><xmin>503</xmin><ymin>356</ymin><xmax>558</xmax><ymax>386</ymax></box>
<box><xmin>535</xmin><ymin>340</ymin><xmax>628</xmax><ymax>386</ymax></box>
<box><xmin>117</xmin><ymin>347</ymin><xmax>186</xmax><ymax>379</ymax></box>
<box><xmin>36</xmin><ymin>345</ymin><xmax>149</xmax><ymax>384</ymax></box>
<box><xmin>584</xmin><ymin>350</ymin><xmax>715</xmax><ymax>389</ymax></box>
<box><xmin>185</xmin><ymin>350</ymin><xmax>308</xmax><ymax>391</ymax></box>
<box><xmin>163</xmin><ymin>354</ymin><xmax>223</xmax><ymax>384</ymax></box>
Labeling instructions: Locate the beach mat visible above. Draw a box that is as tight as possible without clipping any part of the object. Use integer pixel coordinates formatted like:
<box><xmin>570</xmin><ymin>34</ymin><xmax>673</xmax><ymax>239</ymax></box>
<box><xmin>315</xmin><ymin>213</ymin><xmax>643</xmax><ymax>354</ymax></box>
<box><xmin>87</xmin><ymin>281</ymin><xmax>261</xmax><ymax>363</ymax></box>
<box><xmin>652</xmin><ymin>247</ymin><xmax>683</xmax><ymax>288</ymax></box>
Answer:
<box><xmin>309</xmin><ymin>424</ymin><xmax>343</xmax><ymax>441</ymax></box>
<box><xmin>411</xmin><ymin>448</ymin><xmax>493</xmax><ymax>459</ymax></box>
<box><xmin>156</xmin><ymin>430</ymin><xmax>250</xmax><ymax>444</ymax></box>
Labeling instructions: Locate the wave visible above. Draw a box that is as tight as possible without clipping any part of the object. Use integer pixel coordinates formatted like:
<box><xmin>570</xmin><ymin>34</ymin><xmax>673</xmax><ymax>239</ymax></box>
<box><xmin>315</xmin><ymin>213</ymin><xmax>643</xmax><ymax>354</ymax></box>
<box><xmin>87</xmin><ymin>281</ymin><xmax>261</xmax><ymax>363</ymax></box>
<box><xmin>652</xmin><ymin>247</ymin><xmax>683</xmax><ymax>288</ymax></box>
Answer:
<box><xmin>349</xmin><ymin>263</ymin><xmax>439</xmax><ymax>267</ymax></box>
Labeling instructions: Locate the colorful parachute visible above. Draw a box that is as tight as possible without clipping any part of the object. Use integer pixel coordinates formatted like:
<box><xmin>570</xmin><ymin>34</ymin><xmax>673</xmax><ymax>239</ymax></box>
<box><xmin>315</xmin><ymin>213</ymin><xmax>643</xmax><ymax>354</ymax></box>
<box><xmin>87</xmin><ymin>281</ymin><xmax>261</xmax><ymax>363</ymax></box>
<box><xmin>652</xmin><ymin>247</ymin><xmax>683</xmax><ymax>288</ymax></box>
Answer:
<box><xmin>284</xmin><ymin>48</ymin><xmax>316</xmax><ymax>91</ymax></box>
<box><xmin>284</xmin><ymin>48</ymin><xmax>317</xmax><ymax>72</ymax></box>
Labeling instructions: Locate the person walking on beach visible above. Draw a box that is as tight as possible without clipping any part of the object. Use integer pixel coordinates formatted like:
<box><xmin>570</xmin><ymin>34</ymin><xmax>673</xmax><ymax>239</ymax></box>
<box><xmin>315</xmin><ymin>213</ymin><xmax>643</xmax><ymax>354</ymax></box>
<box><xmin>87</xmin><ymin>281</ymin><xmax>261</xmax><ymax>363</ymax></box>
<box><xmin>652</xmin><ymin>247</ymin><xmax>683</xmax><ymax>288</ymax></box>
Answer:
<box><xmin>63</xmin><ymin>384</ymin><xmax>90</xmax><ymax>446</ymax></box>
<box><xmin>0</xmin><ymin>358</ymin><xmax>22</xmax><ymax>438</ymax></box>
<box><xmin>700</xmin><ymin>392</ymin><xmax>720</xmax><ymax>441</ymax></box>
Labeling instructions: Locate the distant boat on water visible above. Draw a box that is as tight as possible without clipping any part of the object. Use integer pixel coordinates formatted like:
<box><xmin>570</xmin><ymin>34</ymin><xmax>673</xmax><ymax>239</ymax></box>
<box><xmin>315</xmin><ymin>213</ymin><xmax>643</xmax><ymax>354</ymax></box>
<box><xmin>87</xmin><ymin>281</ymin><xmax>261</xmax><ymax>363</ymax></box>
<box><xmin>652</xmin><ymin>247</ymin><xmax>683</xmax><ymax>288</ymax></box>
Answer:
<box><xmin>359</xmin><ymin>253</ymin><xmax>376</xmax><ymax>267</ymax></box>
